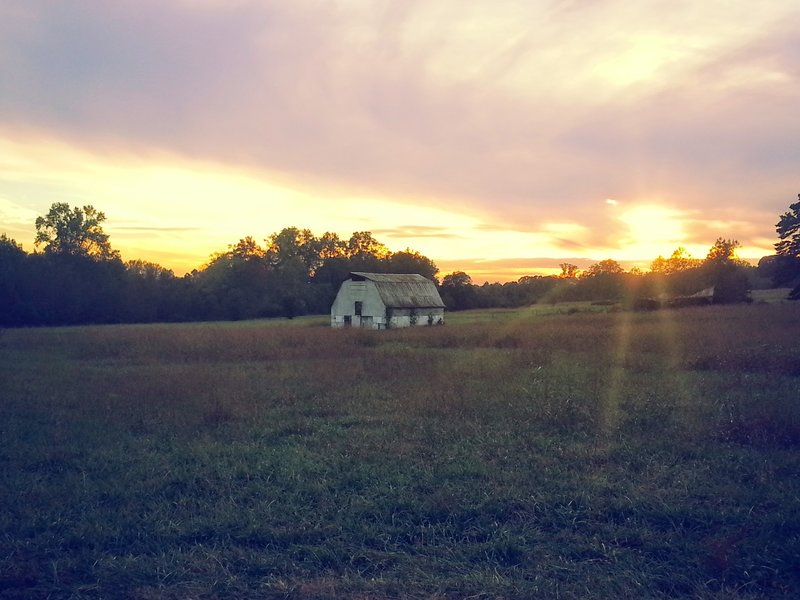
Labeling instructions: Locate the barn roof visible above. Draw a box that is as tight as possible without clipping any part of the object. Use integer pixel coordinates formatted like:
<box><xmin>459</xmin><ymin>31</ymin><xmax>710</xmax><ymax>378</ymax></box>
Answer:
<box><xmin>350</xmin><ymin>272</ymin><xmax>445</xmax><ymax>309</ymax></box>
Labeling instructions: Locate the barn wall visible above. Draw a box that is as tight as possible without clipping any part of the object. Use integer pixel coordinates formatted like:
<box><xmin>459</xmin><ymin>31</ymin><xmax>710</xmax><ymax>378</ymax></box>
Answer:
<box><xmin>387</xmin><ymin>307</ymin><xmax>445</xmax><ymax>328</ymax></box>
<box><xmin>331</xmin><ymin>280</ymin><xmax>387</xmax><ymax>328</ymax></box>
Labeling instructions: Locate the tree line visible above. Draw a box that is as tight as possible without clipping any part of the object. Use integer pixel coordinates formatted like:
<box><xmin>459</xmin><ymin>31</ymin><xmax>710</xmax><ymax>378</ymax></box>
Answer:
<box><xmin>440</xmin><ymin>240</ymin><xmax>762</xmax><ymax>310</ymax></box>
<box><xmin>0</xmin><ymin>203</ymin><xmax>436</xmax><ymax>326</ymax></box>
<box><xmin>2</xmin><ymin>197</ymin><xmax>799</xmax><ymax>326</ymax></box>
<box><xmin>440</xmin><ymin>195</ymin><xmax>800</xmax><ymax>311</ymax></box>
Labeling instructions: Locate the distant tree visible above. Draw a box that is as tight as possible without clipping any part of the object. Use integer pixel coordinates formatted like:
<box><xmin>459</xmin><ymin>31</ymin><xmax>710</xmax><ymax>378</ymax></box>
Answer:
<box><xmin>705</xmin><ymin>238</ymin><xmax>743</xmax><ymax>264</ymax></box>
<box><xmin>650</xmin><ymin>247</ymin><xmax>701</xmax><ymax>274</ymax></box>
<box><xmin>267</xmin><ymin>227</ymin><xmax>321</xmax><ymax>276</ymax></box>
<box><xmin>317</xmin><ymin>232</ymin><xmax>346</xmax><ymax>259</ymax></box>
<box><xmin>703</xmin><ymin>238</ymin><xmax>750</xmax><ymax>303</ymax></box>
<box><xmin>559</xmin><ymin>263</ymin><xmax>579</xmax><ymax>279</ymax></box>
<box><xmin>757</xmin><ymin>255</ymin><xmax>799</xmax><ymax>288</ymax></box>
<box><xmin>581</xmin><ymin>259</ymin><xmax>624</xmax><ymax>277</ymax></box>
<box><xmin>347</xmin><ymin>231</ymin><xmax>390</xmax><ymax>259</ymax></box>
<box><xmin>198</xmin><ymin>237</ymin><xmax>275</xmax><ymax>320</ymax></box>
<box><xmin>440</xmin><ymin>271</ymin><xmax>478</xmax><ymax>310</ymax></box>
<box><xmin>0</xmin><ymin>234</ymin><xmax>28</xmax><ymax>325</ymax></box>
<box><xmin>230</xmin><ymin>236</ymin><xmax>266</xmax><ymax>260</ymax></box>
<box><xmin>0</xmin><ymin>233</ymin><xmax>24</xmax><ymax>255</ymax></box>
<box><xmin>442</xmin><ymin>271</ymin><xmax>472</xmax><ymax>287</ymax></box>
<box><xmin>34</xmin><ymin>202</ymin><xmax>118</xmax><ymax>259</ymax></box>
<box><xmin>387</xmin><ymin>249</ymin><xmax>439</xmax><ymax>282</ymax></box>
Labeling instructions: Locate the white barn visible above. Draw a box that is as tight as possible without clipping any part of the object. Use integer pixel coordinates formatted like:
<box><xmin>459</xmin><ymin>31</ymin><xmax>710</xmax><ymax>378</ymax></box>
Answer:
<box><xmin>331</xmin><ymin>272</ymin><xmax>445</xmax><ymax>329</ymax></box>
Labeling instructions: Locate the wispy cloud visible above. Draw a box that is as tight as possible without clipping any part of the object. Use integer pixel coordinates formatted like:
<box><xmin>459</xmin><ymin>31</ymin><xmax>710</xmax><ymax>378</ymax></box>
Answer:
<box><xmin>0</xmin><ymin>0</ymin><xmax>797</xmax><ymax>278</ymax></box>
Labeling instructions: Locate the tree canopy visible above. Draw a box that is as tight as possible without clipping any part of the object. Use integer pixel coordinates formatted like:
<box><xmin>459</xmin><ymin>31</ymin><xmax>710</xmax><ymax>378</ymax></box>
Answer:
<box><xmin>34</xmin><ymin>203</ymin><xmax>118</xmax><ymax>259</ymax></box>
<box><xmin>775</xmin><ymin>193</ymin><xmax>800</xmax><ymax>259</ymax></box>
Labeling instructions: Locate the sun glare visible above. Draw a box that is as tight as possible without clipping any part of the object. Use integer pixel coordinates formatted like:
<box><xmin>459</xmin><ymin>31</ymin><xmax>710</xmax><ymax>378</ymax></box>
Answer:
<box><xmin>616</xmin><ymin>205</ymin><xmax>687</xmax><ymax>261</ymax></box>
<box><xmin>591</xmin><ymin>33</ymin><xmax>696</xmax><ymax>88</ymax></box>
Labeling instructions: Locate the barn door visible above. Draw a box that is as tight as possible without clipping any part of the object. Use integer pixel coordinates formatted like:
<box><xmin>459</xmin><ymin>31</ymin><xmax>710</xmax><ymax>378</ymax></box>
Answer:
<box><xmin>360</xmin><ymin>316</ymin><xmax>373</xmax><ymax>329</ymax></box>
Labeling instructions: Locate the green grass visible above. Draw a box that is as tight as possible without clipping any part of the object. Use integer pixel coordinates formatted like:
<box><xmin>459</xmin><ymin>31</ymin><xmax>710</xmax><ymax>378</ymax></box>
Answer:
<box><xmin>1</xmin><ymin>304</ymin><xmax>799</xmax><ymax>599</ymax></box>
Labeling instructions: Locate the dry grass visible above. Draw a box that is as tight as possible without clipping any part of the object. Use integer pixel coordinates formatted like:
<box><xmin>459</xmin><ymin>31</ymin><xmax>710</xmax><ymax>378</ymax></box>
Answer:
<box><xmin>1</xmin><ymin>303</ymin><xmax>799</xmax><ymax>598</ymax></box>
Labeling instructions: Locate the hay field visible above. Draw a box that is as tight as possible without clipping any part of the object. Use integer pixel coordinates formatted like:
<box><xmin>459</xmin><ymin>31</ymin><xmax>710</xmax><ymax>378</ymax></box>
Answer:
<box><xmin>1</xmin><ymin>303</ymin><xmax>799</xmax><ymax>598</ymax></box>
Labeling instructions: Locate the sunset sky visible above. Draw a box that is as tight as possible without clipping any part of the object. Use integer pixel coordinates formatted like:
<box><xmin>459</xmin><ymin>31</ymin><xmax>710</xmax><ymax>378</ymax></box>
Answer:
<box><xmin>1</xmin><ymin>1</ymin><xmax>798</xmax><ymax>282</ymax></box>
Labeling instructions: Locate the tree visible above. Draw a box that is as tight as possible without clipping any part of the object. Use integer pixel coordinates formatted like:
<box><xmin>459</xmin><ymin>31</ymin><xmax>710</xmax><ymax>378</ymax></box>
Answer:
<box><xmin>0</xmin><ymin>235</ymin><xmax>28</xmax><ymax>325</ymax></box>
<box><xmin>775</xmin><ymin>193</ymin><xmax>800</xmax><ymax>258</ymax></box>
<box><xmin>581</xmin><ymin>259</ymin><xmax>623</xmax><ymax>277</ymax></box>
<box><xmin>346</xmin><ymin>231</ymin><xmax>390</xmax><ymax>259</ymax></box>
<box><xmin>773</xmin><ymin>194</ymin><xmax>800</xmax><ymax>298</ymax></box>
<box><xmin>706</xmin><ymin>238</ymin><xmax>743</xmax><ymax>264</ymax></box>
<box><xmin>703</xmin><ymin>238</ymin><xmax>750</xmax><ymax>303</ymax></box>
<box><xmin>317</xmin><ymin>232</ymin><xmax>346</xmax><ymax>259</ymax></box>
<box><xmin>230</xmin><ymin>236</ymin><xmax>266</xmax><ymax>260</ymax></box>
<box><xmin>440</xmin><ymin>271</ymin><xmax>478</xmax><ymax>310</ymax></box>
<box><xmin>650</xmin><ymin>247</ymin><xmax>701</xmax><ymax>274</ymax></box>
<box><xmin>34</xmin><ymin>202</ymin><xmax>118</xmax><ymax>259</ymax></box>
<box><xmin>559</xmin><ymin>263</ymin><xmax>579</xmax><ymax>279</ymax></box>
<box><xmin>387</xmin><ymin>249</ymin><xmax>439</xmax><ymax>281</ymax></box>
<box><xmin>267</xmin><ymin>227</ymin><xmax>320</xmax><ymax>275</ymax></box>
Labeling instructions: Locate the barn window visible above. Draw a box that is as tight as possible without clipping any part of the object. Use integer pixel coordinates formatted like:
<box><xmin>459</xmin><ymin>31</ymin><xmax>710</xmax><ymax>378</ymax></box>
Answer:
<box><xmin>354</xmin><ymin>301</ymin><xmax>363</xmax><ymax>316</ymax></box>
<box><xmin>344</xmin><ymin>315</ymin><xmax>352</xmax><ymax>327</ymax></box>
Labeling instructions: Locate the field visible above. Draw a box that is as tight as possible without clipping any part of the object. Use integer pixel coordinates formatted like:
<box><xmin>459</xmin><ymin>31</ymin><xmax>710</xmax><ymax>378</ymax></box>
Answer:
<box><xmin>1</xmin><ymin>303</ymin><xmax>799</xmax><ymax>599</ymax></box>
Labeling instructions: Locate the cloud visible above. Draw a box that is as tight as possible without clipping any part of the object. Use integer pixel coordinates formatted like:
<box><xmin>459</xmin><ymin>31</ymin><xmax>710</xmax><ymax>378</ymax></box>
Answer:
<box><xmin>0</xmin><ymin>0</ymin><xmax>796</xmax><ymax>274</ymax></box>
<box><xmin>370</xmin><ymin>225</ymin><xmax>467</xmax><ymax>240</ymax></box>
<box><xmin>110</xmin><ymin>226</ymin><xmax>201</xmax><ymax>233</ymax></box>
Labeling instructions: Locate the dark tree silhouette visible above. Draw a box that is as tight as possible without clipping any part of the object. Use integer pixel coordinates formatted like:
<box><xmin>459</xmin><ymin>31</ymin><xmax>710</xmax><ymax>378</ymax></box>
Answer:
<box><xmin>35</xmin><ymin>203</ymin><xmax>118</xmax><ymax>259</ymax></box>
<box><xmin>440</xmin><ymin>271</ymin><xmax>478</xmax><ymax>310</ymax></box>
<box><xmin>775</xmin><ymin>194</ymin><xmax>800</xmax><ymax>258</ymax></box>
<box><xmin>774</xmin><ymin>194</ymin><xmax>800</xmax><ymax>298</ymax></box>
<box><xmin>703</xmin><ymin>238</ymin><xmax>750</xmax><ymax>303</ymax></box>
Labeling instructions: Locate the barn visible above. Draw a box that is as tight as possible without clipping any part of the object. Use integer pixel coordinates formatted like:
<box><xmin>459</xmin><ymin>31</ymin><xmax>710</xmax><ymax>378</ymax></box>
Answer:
<box><xmin>331</xmin><ymin>272</ymin><xmax>445</xmax><ymax>329</ymax></box>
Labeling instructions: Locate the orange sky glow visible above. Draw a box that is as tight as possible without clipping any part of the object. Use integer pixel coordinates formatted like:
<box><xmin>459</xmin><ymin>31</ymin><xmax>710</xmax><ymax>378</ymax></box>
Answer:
<box><xmin>1</xmin><ymin>1</ymin><xmax>797</xmax><ymax>283</ymax></box>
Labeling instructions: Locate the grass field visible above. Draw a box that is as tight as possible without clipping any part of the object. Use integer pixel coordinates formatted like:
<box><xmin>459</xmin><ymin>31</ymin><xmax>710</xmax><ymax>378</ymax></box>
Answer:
<box><xmin>1</xmin><ymin>303</ymin><xmax>799</xmax><ymax>599</ymax></box>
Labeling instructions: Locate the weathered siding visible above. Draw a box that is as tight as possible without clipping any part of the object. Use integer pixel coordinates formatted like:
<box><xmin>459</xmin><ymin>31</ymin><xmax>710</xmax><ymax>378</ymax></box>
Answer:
<box><xmin>330</xmin><ymin>279</ymin><xmax>388</xmax><ymax>329</ymax></box>
<box><xmin>385</xmin><ymin>307</ymin><xmax>445</xmax><ymax>329</ymax></box>
<box><xmin>331</xmin><ymin>273</ymin><xmax>446</xmax><ymax>329</ymax></box>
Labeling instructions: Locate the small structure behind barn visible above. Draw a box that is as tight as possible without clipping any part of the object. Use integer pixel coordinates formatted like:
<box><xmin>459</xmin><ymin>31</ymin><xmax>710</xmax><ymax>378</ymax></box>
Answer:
<box><xmin>331</xmin><ymin>272</ymin><xmax>445</xmax><ymax>329</ymax></box>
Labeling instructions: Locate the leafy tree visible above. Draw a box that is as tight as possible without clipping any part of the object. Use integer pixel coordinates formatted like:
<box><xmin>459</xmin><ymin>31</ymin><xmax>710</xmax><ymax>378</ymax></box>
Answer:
<box><xmin>773</xmin><ymin>194</ymin><xmax>800</xmax><ymax>298</ymax></box>
<box><xmin>34</xmin><ymin>203</ymin><xmax>118</xmax><ymax>259</ymax></box>
<box><xmin>0</xmin><ymin>233</ymin><xmax>24</xmax><ymax>255</ymax></box>
<box><xmin>703</xmin><ymin>238</ymin><xmax>750</xmax><ymax>303</ymax></box>
<box><xmin>230</xmin><ymin>236</ymin><xmax>266</xmax><ymax>260</ymax></box>
<box><xmin>559</xmin><ymin>263</ymin><xmax>579</xmax><ymax>279</ymax></box>
<box><xmin>775</xmin><ymin>193</ymin><xmax>800</xmax><ymax>258</ymax></box>
<box><xmin>267</xmin><ymin>227</ymin><xmax>320</xmax><ymax>275</ymax></box>
<box><xmin>574</xmin><ymin>259</ymin><xmax>625</xmax><ymax>301</ymax></box>
<box><xmin>387</xmin><ymin>249</ymin><xmax>439</xmax><ymax>282</ymax></box>
<box><xmin>317</xmin><ymin>232</ymin><xmax>346</xmax><ymax>259</ymax></box>
<box><xmin>199</xmin><ymin>237</ymin><xmax>274</xmax><ymax>320</ymax></box>
<box><xmin>0</xmin><ymin>235</ymin><xmax>28</xmax><ymax>325</ymax></box>
<box><xmin>650</xmin><ymin>247</ymin><xmax>701</xmax><ymax>274</ymax></box>
<box><xmin>347</xmin><ymin>231</ymin><xmax>390</xmax><ymax>259</ymax></box>
<box><xmin>440</xmin><ymin>271</ymin><xmax>477</xmax><ymax>310</ymax></box>
<box><xmin>705</xmin><ymin>238</ymin><xmax>743</xmax><ymax>264</ymax></box>
<box><xmin>122</xmin><ymin>260</ymin><xmax>183</xmax><ymax>322</ymax></box>
<box><xmin>758</xmin><ymin>254</ymin><xmax>800</xmax><ymax>289</ymax></box>
<box><xmin>581</xmin><ymin>259</ymin><xmax>623</xmax><ymax>277</ymax></box>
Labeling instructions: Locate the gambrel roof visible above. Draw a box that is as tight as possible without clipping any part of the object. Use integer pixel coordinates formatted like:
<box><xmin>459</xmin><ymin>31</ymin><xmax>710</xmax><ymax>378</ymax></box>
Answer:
<box><xmin>350</xmin><ymin>272</ymin><xmax>445</xmax><ymax>309</ymax></box>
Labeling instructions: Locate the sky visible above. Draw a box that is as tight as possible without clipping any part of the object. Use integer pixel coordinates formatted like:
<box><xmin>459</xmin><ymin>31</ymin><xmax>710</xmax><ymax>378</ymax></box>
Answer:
<box><xmin>1</xmin><ymin>0</ymin><xmax>798</xmax><ymax>282</ymax></box>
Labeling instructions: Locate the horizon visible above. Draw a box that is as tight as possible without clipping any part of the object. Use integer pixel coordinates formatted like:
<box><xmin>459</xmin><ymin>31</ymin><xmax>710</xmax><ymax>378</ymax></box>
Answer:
<box><xmin>1</xmin><ymin>2</ymin><xmax>797</xmax><ymax>283</ymax></box>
